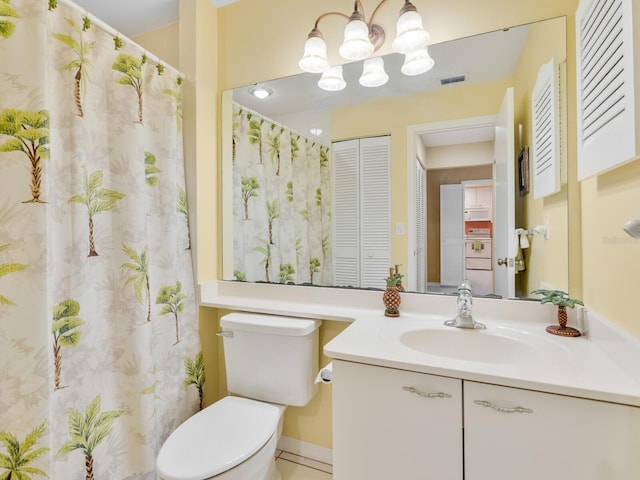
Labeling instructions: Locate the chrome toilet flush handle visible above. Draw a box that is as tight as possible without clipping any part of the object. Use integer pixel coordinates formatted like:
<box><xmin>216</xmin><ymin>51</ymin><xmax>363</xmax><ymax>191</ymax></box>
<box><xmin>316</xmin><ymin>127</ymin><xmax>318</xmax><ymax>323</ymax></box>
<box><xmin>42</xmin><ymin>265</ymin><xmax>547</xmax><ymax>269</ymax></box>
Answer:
<box><xmin>216</xmin><ymin>330</ymin><xmax>234</xmax><ymax>338</ymax></box>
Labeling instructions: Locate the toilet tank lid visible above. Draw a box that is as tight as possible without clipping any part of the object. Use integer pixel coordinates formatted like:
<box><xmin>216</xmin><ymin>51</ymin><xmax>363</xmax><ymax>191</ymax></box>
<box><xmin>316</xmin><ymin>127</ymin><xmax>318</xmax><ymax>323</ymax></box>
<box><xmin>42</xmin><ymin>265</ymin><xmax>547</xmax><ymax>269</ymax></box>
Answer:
<box><xmin>221</xmin><ymin>312</ymin><xmax>321</xmax><ymax>336</ymax></box>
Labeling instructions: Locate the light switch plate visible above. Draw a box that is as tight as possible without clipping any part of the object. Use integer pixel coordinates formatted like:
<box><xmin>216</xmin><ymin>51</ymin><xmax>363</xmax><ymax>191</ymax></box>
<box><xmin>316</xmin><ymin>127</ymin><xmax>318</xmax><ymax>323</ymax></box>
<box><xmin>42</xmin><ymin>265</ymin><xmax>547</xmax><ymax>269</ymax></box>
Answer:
<box><xmin>623</xmin><ymin>219</ymin><xmax>640</xmax><ymax>238</ymax></box>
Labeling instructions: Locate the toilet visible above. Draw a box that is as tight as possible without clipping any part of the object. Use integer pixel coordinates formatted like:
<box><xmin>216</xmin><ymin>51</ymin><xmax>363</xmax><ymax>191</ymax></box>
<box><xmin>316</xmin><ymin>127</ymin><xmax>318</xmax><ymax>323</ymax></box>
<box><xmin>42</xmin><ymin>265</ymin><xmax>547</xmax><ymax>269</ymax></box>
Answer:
<box><xmin>156</xmin><ymin>312</ymin><xmax>321</xmax><ymax>480</ymax></box>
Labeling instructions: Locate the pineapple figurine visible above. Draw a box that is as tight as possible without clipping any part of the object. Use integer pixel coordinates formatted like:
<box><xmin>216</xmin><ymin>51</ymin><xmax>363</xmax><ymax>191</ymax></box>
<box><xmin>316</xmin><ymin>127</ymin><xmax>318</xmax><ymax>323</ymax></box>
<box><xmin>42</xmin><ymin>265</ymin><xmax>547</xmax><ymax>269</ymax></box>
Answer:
<box><xmin>532</xmin><ymin>289</ymin><xmax>584</xmax><ymax>337</ymax></box>
<box><xmin>383</xmin><ymin>272</ymin><xmax>403</xmax><ymax>317</ymax></box>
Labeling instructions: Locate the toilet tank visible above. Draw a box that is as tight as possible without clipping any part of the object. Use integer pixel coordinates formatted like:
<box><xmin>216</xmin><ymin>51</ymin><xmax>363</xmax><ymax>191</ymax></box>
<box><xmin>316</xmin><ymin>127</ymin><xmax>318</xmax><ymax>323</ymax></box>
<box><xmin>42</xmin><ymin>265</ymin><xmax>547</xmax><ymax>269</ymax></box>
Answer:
<box><xmin>220</xmin><ymin>313</ymin><xmax>322</xmax><ymax>407</ymax></box>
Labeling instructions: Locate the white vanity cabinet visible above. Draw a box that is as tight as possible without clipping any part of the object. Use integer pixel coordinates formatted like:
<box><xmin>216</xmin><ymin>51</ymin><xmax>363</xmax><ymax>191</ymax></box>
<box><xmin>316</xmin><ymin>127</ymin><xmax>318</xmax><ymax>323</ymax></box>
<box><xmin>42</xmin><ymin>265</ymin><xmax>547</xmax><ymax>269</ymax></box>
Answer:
<box><xmin>332</xmin><ymin>360</ymin><xmax>640</xmax><ymax>479</ymax></box>
<box><xmin>332</xmin><ymin>360</ymin><xmax>463</xmax><ymax>480</ymax></box>
<box><xmin>464</xmin><ymin>381</ymin><xmax>640</xmax><ymax>480</ymax></box>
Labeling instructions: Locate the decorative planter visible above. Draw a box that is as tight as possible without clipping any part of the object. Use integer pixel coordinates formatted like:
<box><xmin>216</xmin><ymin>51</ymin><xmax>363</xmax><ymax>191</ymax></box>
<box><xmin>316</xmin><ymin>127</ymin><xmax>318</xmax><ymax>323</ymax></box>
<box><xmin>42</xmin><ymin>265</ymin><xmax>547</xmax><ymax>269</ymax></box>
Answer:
<box><xmin>546</xmin><ymin>305</ymin><xmax>581</xmax><ymax>337</ymax></box>
<box><xmin>383</xmin><ymin>286</ymin><xmax>401</xmax><ymax>317</ymax></box>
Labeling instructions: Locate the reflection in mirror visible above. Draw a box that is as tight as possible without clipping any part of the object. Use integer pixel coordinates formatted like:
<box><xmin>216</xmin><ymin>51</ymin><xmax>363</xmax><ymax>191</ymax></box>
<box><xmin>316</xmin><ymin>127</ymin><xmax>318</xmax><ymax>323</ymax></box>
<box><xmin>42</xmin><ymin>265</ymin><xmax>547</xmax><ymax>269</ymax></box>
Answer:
<box><xmin>222</xmin><ymin>16</ymin><xmax>568</xmax><ymax>299</ymax></box>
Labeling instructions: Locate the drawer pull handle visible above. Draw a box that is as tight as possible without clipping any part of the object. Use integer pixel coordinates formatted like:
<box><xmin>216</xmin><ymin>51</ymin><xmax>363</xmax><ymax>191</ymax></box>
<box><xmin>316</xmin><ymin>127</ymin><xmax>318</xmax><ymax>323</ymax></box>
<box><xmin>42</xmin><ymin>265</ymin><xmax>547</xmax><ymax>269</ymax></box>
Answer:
<box><xmin>403</xmin><ymin>386</ymin><xmax>451</xmax><ymax>399</ymax></box>
<box><xmin>474</xmin><ymin>400</ymin><xmax>533</xmax><ymax>414</ymax></box>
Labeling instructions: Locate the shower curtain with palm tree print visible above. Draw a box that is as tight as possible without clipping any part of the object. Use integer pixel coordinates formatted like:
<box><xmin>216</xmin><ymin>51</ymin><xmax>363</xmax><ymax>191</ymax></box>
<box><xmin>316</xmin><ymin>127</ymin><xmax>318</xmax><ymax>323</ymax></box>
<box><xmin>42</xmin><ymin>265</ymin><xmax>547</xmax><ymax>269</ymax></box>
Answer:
<box><xmin>0</xmin><ymin>1</ymin><xmax>202</xmax><ymax>478</ymax></box>
<box><xmin>232</xmin><ymin>103</ymin><xmax>333</xmax><ymax>286</ymax></box>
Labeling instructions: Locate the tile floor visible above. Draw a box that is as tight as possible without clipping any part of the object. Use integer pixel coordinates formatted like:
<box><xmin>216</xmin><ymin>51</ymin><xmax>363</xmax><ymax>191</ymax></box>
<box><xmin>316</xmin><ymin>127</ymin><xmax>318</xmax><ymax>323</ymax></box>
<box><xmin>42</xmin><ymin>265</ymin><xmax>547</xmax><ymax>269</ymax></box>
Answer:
<box><xmin>275</xmin><ymin>450</ymin><xmax>333</xmax><ymax>479</ymax></box>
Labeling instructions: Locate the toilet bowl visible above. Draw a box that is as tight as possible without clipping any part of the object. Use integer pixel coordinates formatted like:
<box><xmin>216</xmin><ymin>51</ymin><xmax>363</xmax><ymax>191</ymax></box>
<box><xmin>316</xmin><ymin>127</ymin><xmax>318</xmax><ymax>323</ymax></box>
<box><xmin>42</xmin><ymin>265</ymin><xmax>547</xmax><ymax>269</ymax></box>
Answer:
<box><xmin>156</xmin><ymin>313</ymin><xmax>321</xmax><ymax>480</ymax></box>
<box><xmin>156</xmin><ymin>396</ymin><xmax>286</xmax><ymax>480</ymax></box>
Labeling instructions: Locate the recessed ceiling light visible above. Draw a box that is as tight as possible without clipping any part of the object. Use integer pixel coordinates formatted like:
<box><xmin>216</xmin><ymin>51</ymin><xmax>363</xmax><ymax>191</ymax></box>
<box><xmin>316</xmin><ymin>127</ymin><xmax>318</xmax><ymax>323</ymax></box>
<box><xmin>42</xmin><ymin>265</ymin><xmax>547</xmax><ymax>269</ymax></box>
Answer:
<box><xmin>310</xmin><ymin>128</ymin><xmax>323</xmax><ymax>136</ymax></box>
<box><xmin>249</xmin><ymin>85</ymin><xmax>273</xmax><ymax>99</ymax></box>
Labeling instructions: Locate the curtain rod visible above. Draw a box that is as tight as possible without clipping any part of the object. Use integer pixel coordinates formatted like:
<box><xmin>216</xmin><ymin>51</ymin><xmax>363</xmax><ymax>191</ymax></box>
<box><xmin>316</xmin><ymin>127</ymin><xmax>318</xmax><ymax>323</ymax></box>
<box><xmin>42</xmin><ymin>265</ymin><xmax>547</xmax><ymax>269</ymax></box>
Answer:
<box><xmin>56</xmin><ymin>0</ymin><xmax>185</xmax><ymax>79</ymax></box>
<box><xmin>233</xmin><ymin>102</ymin><xmax>330</xmax><ymax>149</ymax></box>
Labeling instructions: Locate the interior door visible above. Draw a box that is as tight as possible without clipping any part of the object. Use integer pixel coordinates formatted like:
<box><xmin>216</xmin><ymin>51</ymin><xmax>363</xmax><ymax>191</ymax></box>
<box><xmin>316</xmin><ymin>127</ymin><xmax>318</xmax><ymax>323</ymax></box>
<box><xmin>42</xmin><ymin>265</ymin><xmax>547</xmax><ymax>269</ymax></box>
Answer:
<box><xmin>493</xmin><ymin>88</ymin><xmax>515</xmax><ymax>298</ymax></box>
<box><xmin>415</xmin><ymin>158</ymin><xmax>426</xmax><ymax>293</ymax></box>
<box><xmin>440</xmin><ymin>184</ymin><xmax>464</xmax><ymax>286</ymax></box>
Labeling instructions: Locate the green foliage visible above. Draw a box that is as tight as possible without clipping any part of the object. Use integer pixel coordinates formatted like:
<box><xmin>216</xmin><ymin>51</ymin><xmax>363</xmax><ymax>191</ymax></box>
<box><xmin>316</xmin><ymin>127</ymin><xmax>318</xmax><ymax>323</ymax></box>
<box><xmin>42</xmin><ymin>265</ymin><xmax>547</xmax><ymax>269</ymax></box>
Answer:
<box><xmin>121</xmin><ymin>244</ymin><xmax>150</xmax><ymax>307</ymax></box>
<box><xmin>386</xmin><ymin>273</ymin><xmax>404</xmax><ymax>287</ymax></box>
<box><xmin>253</xmin><ymin>239</ymin><xmax>272</xmax><ymax>283</ymax></box>
<box><xmin>144</xmin><ymin>151</ymin><xmax>161</xmax><ymax>187</ymax></box>
<box><xmin>156</xmin><ymin>63</ymin><xmax>165</xmax><ymax>75</ymax></box>
<box><xmin>0</xmin><ymin>243</ymin><xmax>27</xmax><ymax>306</ymax></box>
<box><xmin>113</xmin><ymin>36</ymin><xmax>123</xmax><ymax>50</ymax></box>
<box><xmin>0</xmin><ymin>421</ymin><xmax>48</xmax><ymax>480</ymax></box>
<box><xmin>176</xmin><ymin>186</ymin><xmax>188</xmax><ymax>216</ymax></box>
<box><xmin>299</xmin><ymin>207</ymin><xmax>309</xmax><ymax>221</ymax></box>
<box><xmin>285</xmin><ymin>181</ymin><xmax>294</xmax><ymax>202</ymax></box>
<box><xmin>56</xmin><ymin>396</ymin><xmax>123</xmax><ymax>459</ymax></box>
<box><xmin>182</xmin><ymin>352</ymin><xmax>205</xmax><ymax>390</ymax></box>
<box><xmin>266</xmin><ymin>199</ymin><xmax>279</xmax><ymax>222</ymax></box>
<box><xmin>241</xmin><ymin>177</ymin><xmax>260</xmax><ymax>220</ymax></box>
<box><xmin>309</xmin><ymin>258</ymin><xmax>320</xmax><ymax>274</ymax></box>
<box><xmin>295</xmin><ymin>238</ymin><xmax>303</xmax><ymax>265</ymax></box>
<box><xmin>233</xmin><ymin>270</ymin><xmax>246</xmax><ymax>281</ymax></box>
<box><xmin>112</xmin><ymin>53</ymin><xmax>142</xmax><ymax>84</ymax></box>
<box><xmin>0</xmin><ymin>0</ymin><xmax>20</xmax><ymax>40</ymax></box>
<box><xmin>48</xmin><ymin>0</ymin><xmax>57</xmax><ymax>11</ymax></box>
<box><xmin>52</xmin><ymin>299</ymin><xmax>84</xmax><ymax>347</ymax></box>
<box><xmin>322</xmin><ymin>236</ymin><xmax>330</xmax><ymax>260</ymax></box>
<box><xmin>319</xmin><ymin>148</ymin><xmax>329</xmax><ymax>168</ymax></box>
<box><xmin>82</xmin><ymin>16</ymin><xmax>91</xmax><ymax>31</ymax></box>
<box><xmin>278</xmin><ymin>263</ymin><xmax>295</xmax><ymax>284</ymax></box>
<box><xmin>68</xmin><ymin>166</ymin><xmax>126</xmax><ymax>219</ymax></box>
<box><xmin>531</xmin><ymin>289</ymin><xmax>584</xmax><ymax>309</ymax></box>
<box><xmin>315</xmin><ymin>188</ymin><xmax>322</xmax><ymax>207</ymax></box>
<box><xmin>0</xmin><ymin>109</ymin><xmax>50</xmax><ymax>156</ymax></box>
<box><xmin>290</xmin><ymin>136</ymin><xmax>300</xmax><ymax>161</ymax></box>
<box><xmin>155</xmin><ymin>281</ymin><xmax>186</xmax><ymax>317</ymax></box>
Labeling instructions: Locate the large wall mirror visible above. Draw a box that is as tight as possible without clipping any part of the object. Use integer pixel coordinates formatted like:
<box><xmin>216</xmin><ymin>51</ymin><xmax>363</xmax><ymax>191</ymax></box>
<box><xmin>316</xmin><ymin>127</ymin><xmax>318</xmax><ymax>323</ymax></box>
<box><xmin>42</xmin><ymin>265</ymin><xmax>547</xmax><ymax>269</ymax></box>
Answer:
<box><xmin>221</xmin><ymin>16</ymin><xmax>569</xmax><ymax>299</ymax></box>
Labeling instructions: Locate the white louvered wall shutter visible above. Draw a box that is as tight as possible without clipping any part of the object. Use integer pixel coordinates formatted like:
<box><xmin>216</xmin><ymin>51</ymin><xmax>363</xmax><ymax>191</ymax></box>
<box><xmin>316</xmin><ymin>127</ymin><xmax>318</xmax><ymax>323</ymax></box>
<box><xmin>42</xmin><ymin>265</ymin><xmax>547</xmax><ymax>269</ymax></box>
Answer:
<box><xmin>532</xmin><ymin>58</ymin><xmax>561</xmax><ymax>199</ymax></box>
<box><xmin>332</xmin><ymin>136</ymin><xmax>391</xmax><ymax>289</ymax></box>
<box><xmin>576</xmin><ymin>0</ymin><xmax>637</xmax><ymax>179</ymax></box>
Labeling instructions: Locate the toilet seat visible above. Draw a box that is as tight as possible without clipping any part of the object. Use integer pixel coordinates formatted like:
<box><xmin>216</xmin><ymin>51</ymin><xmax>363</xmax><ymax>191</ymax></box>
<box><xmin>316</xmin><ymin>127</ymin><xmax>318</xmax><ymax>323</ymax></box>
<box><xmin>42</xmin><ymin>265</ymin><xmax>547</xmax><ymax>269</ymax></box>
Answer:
<box><xmin>156</xmin><ymin>396</ymin><xmax>281</xmax><ymax>480</ymax></box>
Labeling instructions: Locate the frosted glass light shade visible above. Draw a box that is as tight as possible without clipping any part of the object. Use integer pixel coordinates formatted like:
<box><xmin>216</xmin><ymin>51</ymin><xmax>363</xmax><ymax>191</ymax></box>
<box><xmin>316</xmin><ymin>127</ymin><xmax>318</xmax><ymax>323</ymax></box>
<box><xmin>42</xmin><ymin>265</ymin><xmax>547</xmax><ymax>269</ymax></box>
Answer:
<box><xmin>401</xmin><ymin>47</ymin><xmax>435</xmax><ymax>76</ymax></box>
<box><xmin>339</xmin><ymin>19</ymin><xmax>374</xmax><ymax>61</ymax></box>
<box><xmin>299</xmin><ymin>35</ymin><xmax>330</xmax><ymax>73</ymax></box>
<box><xmin>318</xmin><ymin>66</ymin><xmax>346</xmax><ymax>91</ymax></box>
<box><xmin>392</xmin><ymin>10</ymin><xmax>429</xmax><ymax>53</ymax></box>
<box><xmin>359</xmin><ymin>57</ymin><xmax>389</xmax><ymax>88</ymax></box>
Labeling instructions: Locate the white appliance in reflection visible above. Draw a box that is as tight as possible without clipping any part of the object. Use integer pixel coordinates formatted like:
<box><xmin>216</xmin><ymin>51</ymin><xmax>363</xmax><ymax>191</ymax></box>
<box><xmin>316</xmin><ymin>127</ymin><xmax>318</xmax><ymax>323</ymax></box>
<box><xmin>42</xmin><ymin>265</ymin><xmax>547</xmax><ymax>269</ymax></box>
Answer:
<box><xmin>464</xmin><ymin>228</ymin><xmax>493</xmax><ymax>295</ymax></box>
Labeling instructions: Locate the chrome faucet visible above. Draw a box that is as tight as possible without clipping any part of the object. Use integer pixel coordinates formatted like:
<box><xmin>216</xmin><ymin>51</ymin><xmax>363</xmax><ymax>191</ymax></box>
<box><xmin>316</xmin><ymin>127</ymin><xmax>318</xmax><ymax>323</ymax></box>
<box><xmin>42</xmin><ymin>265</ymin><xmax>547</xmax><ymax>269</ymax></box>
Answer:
<box><xmin>444</xmin><ymin>279</ymin><xmax>486</xmax><ymax>329</ymax></box>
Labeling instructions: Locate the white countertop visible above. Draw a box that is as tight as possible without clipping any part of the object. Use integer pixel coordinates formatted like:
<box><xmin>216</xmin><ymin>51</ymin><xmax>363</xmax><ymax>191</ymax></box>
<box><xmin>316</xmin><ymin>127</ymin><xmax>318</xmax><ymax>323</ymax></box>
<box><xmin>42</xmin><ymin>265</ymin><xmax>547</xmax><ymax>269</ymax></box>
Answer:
<box><xmin>200</xmin><ymin>280</ymin><xmax>640</xmax><ymax>407</ymax></box>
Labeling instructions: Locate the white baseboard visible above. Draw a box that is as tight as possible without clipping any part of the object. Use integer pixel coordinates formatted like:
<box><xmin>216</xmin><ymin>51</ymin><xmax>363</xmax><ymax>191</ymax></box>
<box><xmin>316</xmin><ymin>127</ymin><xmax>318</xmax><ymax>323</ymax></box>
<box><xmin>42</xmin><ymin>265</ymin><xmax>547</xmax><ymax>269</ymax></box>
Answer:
<box><xmin>277</xmin><ymin>436</ymin><xmax>333</xmax><ymax>465</ymax></box>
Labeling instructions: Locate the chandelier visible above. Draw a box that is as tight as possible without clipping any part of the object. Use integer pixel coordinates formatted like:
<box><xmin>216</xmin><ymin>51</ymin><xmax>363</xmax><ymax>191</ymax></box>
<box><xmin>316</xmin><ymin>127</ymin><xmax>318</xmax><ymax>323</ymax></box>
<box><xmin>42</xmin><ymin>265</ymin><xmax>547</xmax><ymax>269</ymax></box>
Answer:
<box><xmin>298</xmin><ymin>0</ymin><xmax>435</xmax><ymax>91</ymax></box>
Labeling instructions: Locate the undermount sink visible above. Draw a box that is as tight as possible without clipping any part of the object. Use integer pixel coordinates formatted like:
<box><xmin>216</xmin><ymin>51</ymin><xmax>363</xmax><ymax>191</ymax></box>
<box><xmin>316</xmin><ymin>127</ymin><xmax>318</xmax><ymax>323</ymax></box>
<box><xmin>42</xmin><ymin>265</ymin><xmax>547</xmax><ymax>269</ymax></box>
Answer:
<box><xmin>399</xmin><ymin>327</ymin><xmax>558</xmax><ymax>364</ymax></box>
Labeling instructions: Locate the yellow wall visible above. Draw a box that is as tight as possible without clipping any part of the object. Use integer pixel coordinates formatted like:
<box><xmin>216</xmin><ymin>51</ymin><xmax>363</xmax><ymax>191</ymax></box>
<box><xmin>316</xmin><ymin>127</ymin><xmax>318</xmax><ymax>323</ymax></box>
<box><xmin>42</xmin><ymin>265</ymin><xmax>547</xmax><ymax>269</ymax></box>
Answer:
<box><xmin>511</xmin><ymin>17</ymin><xmax>570</xmax><ymax>295</ymax></box>
<box><xmin>137</xmin><ymin>0</ymin><xmax>640</xmax><ymax>450</ymax></box>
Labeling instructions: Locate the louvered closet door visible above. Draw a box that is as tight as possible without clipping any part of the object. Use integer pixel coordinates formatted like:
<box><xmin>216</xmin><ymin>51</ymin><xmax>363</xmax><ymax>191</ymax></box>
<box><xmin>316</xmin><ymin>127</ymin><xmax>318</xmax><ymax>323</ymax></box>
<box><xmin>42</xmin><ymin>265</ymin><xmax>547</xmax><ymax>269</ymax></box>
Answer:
<box><xmin>333</xmin><ymin>140</ymin><xmax>360</xmax><ymax>287</ymax></box>
<box><xmin>415</xmin><ymin>159</ymin><xmax>426</xmax><ymax>293</ymax></box>
<box><xmin>332</xmin><ymin>136</ymin><xmax>391</xmax><ymax>289</ymax></box>
<box><xmin>359</xmin><ymin>136</ymin><xmax>391</xmax><ymax>289</ymax></box>
<box><xmin>576</xmin><ymin>0</ymin><xmax>636</xmax><ymax>179</ymax></box>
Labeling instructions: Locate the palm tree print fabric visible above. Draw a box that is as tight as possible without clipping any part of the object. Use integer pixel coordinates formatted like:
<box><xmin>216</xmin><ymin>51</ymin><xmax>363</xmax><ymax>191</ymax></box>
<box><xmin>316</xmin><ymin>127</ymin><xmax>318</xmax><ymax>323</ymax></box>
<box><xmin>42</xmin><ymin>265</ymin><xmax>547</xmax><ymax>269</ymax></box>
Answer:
<box><xmin>232</xmin><ymin>103</ymin><xmax>333</xmax><ymax>286</ymax></box>
<box><xmin>0</xmin><ymin>1</ymin><xmax>200</xmax><ymax>478</ymax></box>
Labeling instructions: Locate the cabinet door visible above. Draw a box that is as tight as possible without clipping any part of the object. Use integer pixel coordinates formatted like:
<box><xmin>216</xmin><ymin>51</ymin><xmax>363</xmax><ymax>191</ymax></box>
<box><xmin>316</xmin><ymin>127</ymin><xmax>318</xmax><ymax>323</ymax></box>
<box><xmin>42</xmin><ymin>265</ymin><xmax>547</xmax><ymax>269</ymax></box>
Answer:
<box><xmin>333</xmin><ymin>360</ymin><xmax>463</xmax><ymax>480</ymax></box>
<box><xmin>475</xmin><ymin>186</ymin><xmax>492</xmax><ymax>209</ymax></box>
<box><xmin>464</xmin><ymin>381</ymin><xmax>640</xmax><ymax>480</ymax></box>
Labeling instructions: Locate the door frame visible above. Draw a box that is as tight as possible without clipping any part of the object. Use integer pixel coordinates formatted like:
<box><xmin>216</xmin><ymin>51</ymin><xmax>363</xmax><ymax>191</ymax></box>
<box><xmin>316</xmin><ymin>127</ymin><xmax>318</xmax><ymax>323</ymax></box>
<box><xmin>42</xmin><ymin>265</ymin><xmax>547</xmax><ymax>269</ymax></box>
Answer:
<box><xmin>406</xmin><ymin>115</ymin><xmax>497</xmax><ymax>292</ymax></box>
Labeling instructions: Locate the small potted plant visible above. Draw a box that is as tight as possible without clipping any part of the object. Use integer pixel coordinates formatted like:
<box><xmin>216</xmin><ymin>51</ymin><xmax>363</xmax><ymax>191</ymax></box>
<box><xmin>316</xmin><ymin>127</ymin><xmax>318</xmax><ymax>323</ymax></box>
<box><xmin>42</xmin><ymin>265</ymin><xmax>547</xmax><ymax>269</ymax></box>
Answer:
<box><xmin>531</xmin><ymin>289</ymin><xmax>584</xmax><ymax>337</ymax></box>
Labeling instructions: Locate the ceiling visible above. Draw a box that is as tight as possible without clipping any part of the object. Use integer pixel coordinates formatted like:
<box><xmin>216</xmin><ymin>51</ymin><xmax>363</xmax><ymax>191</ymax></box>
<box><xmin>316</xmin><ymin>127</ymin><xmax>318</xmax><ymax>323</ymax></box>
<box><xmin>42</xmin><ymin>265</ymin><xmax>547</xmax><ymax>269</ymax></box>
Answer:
<box><xmin>71</xmin><ymin>0</ymin><xmax>239</xmax><ymax>37</ymax></box>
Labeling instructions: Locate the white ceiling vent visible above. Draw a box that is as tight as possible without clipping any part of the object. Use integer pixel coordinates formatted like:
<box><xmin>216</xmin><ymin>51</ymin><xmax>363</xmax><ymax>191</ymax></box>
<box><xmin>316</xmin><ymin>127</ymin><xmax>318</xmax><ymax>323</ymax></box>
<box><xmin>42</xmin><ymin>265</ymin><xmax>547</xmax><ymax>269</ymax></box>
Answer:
<box><xmin>440</xmin><ymin>74</ymin><xmax>467</xmax><ymax>86</ymax></box>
